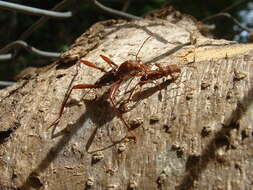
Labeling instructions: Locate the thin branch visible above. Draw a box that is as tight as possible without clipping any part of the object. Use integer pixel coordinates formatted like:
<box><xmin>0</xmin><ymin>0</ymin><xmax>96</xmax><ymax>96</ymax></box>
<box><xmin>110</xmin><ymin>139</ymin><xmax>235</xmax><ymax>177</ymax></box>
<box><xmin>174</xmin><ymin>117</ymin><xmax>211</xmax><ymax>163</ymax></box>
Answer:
<box><xmin>0</xmin><ymin>81</ymin><xmax>15</xmax><ymax>87</ymax></box>
<box><xmin>201</xmin><ymin>12</ymin><xmax>251</xmax><ymax>33</ymax></box>
<box><xmin>19</xmin><ymin>0</ymin><xmax>75</xmax><ymax>41</ymax></box>
<box><xmin>0</xmin><ymin>41</ymin><xmax>60</xmax><ymax>60</ymax></box>
<box><xmin>220</xmin><ymin>0</ymin><xmax>250</xmax><ymax>13</ymax></box>
<box><xmin>92</xmin><ymin>0</ymin><xmax>141</xmax><ymax>19</ymax></box>
<box><xmin>0</xmin><ymin>1</ymin><xmax>72</xmax><ymax>18</ymax></box>
<box><xmin>0</xmin><ymin>54</ymin><xmax>12</xmax><ymax>61</ymax></box>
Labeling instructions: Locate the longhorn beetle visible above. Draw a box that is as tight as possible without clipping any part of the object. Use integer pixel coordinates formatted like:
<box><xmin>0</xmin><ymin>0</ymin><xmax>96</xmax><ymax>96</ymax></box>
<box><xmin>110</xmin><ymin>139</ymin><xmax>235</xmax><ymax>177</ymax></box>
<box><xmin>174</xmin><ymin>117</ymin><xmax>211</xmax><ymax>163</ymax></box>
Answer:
<box><xmin>48</xmin><ymin>36</ymin><xmax>181</xmax><ymax>141</ymax></box>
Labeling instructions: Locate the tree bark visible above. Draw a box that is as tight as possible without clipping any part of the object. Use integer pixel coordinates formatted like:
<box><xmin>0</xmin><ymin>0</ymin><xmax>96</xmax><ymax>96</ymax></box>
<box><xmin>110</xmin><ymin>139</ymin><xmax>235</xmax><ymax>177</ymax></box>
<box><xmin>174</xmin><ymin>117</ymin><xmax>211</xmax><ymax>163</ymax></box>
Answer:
<box><xmin>1</xmin><ymin>8</ymin><xmax>253</xmax><ymax>190</ymax></box>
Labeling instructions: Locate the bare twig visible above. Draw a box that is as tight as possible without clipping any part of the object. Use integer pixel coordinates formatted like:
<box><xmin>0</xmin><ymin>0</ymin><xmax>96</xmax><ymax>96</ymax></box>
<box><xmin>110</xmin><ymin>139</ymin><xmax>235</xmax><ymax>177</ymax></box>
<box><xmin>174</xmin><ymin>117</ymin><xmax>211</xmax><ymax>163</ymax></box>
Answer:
<box><xmin>220</xmin><ymin>0</ymin><xmax>250</xmax><ymax>13</ymax></box>
<box><xmin>19</xmin><ymin>0</ymin><xmax>75</xmax><ymax>41</ymax></box>
<box><xmin>0</xmin><ymin>81</ymin><xmax>15</xmax><ymax>87</ymax></box>
<box><xmin>92</xmin><ymin>0</ymin><xmax>141</xmax><ymax>19</ymax></box>
<box><xmin>201</xmin><ymin>12</ymin><xmax>251</xmax><ymax>33</ymax></box>
<box><xmin>0</xmin><ymin>41</ymin><xmax>60</xmax><ymax>60</ymax></box>
<box><xmin>0</xmin><ymin>54</ymin><xmax>12</xmax><ymax>61</ymax></box>
<box><xmin>0</xmin><ymin>1</ymin><xmax>72</xmax><ymax>18</ymax></box>
<box><xmin>13</xmin><ymin>0</ymin><xmax>74</xmax><ymax>61</ymax></box>
<box><xmin>202</xmin><ymin>0</ymin><xmax>252</xmax><ymax>34</ymax></box>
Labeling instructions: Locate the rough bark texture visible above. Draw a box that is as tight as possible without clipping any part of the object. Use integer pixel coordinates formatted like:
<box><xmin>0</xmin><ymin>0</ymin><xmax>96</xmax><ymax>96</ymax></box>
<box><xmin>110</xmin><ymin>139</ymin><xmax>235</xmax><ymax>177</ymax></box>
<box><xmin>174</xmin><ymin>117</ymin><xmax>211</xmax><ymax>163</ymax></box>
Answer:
<box><xmin>1</xmin><ymin>8</ymin><xmax>253</xmax><ymax>190</ymax></box>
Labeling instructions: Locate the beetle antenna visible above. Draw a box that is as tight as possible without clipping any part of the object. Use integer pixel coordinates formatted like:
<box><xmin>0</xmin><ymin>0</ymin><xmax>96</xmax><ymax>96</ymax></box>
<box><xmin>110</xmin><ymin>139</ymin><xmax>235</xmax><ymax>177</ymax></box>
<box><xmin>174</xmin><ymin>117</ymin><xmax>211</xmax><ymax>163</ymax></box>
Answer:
<box><xmin>135</xmin><ymin>36</ymin><xmax>152</xmax><ymax>61</ymax></box>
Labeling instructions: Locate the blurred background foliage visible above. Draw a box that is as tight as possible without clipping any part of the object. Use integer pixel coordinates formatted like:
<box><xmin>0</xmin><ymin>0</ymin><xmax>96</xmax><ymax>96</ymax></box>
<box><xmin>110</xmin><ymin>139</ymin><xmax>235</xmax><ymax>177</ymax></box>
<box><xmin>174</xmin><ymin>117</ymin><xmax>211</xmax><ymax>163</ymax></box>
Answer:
<box><xmin>0</xmin><ymin>0</ymin><xmax>252</xmax><ymax>84</ymax></box>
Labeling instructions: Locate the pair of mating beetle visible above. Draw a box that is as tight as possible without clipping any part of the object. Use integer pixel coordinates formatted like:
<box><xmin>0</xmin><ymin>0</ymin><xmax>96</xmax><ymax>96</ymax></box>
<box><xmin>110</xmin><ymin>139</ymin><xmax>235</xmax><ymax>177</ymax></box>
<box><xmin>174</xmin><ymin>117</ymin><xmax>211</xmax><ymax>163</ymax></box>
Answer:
<box><xmin>48</xmin><ymin>37</ymin><xmax>183</xmax><ymax>141</ymax></box>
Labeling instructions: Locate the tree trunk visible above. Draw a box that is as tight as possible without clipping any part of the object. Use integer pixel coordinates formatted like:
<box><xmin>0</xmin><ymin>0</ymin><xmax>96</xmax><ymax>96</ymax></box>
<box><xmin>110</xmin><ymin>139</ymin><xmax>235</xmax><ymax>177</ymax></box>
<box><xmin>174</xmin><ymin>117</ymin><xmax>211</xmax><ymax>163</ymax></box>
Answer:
<box><xmin>1</xmin><ymin>8</ymin><xmax>253</xmax><ymax>190</ymax></box>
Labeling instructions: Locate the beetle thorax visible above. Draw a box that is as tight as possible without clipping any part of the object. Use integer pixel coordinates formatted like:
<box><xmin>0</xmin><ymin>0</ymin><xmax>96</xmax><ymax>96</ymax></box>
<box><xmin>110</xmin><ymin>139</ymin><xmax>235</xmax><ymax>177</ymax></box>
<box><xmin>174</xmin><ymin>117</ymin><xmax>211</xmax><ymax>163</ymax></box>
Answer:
<box><xmin>117</xmin><ymin>61</ymin><xmax>142</xmax><ymax>77</ymax></box>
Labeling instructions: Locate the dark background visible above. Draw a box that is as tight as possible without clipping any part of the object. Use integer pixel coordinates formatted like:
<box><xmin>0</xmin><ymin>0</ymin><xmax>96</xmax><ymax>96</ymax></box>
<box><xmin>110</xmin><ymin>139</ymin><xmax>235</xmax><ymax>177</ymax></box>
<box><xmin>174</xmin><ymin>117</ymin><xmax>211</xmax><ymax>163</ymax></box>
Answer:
<box><xmin>0</xmin><ymin>0</ymin><xmax>252</xmax><ymax>84</ymax></box>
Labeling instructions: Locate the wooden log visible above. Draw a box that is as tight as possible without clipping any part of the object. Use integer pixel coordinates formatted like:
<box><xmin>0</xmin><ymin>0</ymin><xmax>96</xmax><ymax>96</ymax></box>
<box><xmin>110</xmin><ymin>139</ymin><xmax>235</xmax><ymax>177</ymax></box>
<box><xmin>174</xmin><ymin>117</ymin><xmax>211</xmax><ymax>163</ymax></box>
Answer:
<box><xmin>1</xmin><ymin>9</ymin><xmax>253</xmax><ymax>190</ymax></box>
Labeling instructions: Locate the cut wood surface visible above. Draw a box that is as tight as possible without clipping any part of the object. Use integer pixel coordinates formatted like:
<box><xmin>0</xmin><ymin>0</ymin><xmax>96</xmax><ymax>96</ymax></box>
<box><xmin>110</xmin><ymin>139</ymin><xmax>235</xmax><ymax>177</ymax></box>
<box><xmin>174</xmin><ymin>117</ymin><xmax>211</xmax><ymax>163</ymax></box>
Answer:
<box><xmin>0</xmin><ymin>8</ymin><xmax>253</xmax><ymax>190</ymax></box>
